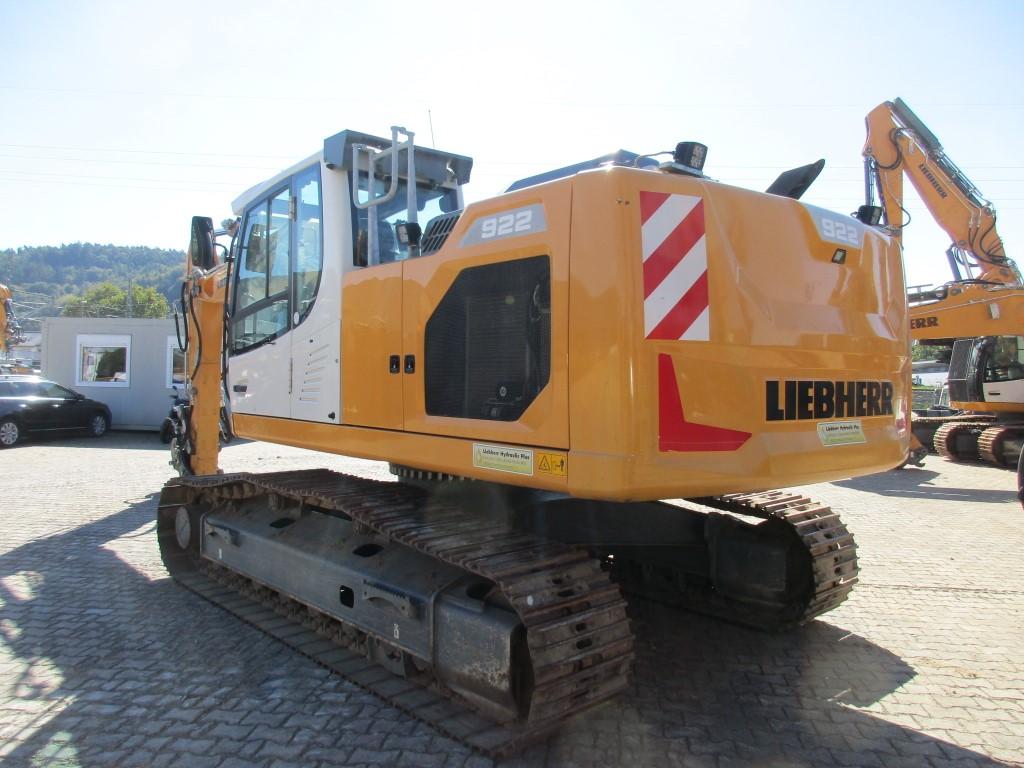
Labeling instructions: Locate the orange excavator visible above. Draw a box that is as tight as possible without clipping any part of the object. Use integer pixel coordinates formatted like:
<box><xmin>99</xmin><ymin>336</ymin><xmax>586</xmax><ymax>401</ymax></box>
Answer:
<box><xmin>159</xmin><ymin>126</ymin><xmax>908</xmax><ymax>754</ymax></box>
<box><xmin>863</xmin><ymin>98</ymin><xmax>1024</xmax><ymax>473</ymax></box>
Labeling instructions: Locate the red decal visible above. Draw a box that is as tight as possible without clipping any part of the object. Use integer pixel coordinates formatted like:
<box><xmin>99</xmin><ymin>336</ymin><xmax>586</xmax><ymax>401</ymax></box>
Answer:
<box><xmin>658</xmin><ymin>354</ymin><xmax>750</xmax><ymax>452</ymax></box>
<box><xmin>639</xmin><ymin>190</ymin><xmax>670</xmax><ymax>224</ymax></box>
<box><xmin>643</xmin><ymin>199</ymin><xmax>705</xmax><ymax>298</ymax></box>
<box><xmin>647</xmin><ymin>272</ymin><xmax>709</xmax><ymax>341</ymax></box>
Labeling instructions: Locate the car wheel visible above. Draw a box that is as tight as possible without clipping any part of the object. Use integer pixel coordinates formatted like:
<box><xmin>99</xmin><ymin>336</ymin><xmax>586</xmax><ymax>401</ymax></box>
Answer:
<box><xmin>0</xmin><ymin>418</ymin><xmax>20</xmax><ymax>448</ymax></box>
<box><xmin>88</xmin><ymin>413</ymin><xmax>110</xmax><ymax>438</ymax></box>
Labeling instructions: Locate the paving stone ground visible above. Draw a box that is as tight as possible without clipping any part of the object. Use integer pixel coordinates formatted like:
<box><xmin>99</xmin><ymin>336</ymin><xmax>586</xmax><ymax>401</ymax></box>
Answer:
<box><xmin>0</xmin><ymin>433</ymin><xmax>1021</xmax><ymax>767</ymax></box>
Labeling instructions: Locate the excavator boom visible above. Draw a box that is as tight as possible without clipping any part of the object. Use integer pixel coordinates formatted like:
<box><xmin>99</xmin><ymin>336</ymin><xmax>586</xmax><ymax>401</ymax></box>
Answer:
<box><xmin>864</xmin><ymin>98</ymin><xmax>1015</xmax><ymax>285</ymax></box>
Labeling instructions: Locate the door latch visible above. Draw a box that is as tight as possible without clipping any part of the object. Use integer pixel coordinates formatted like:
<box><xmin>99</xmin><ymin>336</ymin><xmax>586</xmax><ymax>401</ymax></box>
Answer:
<box><xmin>404</xmin><ymin>354</ymin><xmax>415</xmax><ymax>374</ymax></box>
<box><xmin>389</xmin><ymin>355</ymin><xmax>400</xmax><ymax>374</ymax></box>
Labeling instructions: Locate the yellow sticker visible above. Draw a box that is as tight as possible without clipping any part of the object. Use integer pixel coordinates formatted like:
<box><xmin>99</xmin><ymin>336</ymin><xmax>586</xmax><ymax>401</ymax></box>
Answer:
<box><xmin>472</xmin><ymin>443</ymin><xmax>534</xmax><ymax>475</ymax></box>
<box><xmin>536</xmin><ymin>452</ymin><xmax>567</xmax><ymax>477</ymax></box>
<box><xmin>817</xmin><ymin>420</ymin><xmax>866</xmax><ymax>447</ymax></box>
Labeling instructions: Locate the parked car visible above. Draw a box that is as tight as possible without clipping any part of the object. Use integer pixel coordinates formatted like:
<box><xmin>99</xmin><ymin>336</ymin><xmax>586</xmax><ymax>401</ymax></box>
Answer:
<box><xmin>0</xmin><ymin>375</ymin><xmax>112</xmax><ymax>447</ymax></box>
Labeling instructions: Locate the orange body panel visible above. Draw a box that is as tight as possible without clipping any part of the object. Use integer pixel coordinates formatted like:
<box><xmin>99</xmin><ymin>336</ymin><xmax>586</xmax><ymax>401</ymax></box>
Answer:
<box><xmin>230</xmin><ymin>166</ymin><xmax>909</xmax><ymax>501</ymax></box>
<box><xmin>188</xmin><ymin>265</ymin><xmax>229</xmax><ymax>476</ymax></box>
<box><xmin>341</xmin><ymin>261</ymin><xmax>404</xmax><ymax>429</ymax></box>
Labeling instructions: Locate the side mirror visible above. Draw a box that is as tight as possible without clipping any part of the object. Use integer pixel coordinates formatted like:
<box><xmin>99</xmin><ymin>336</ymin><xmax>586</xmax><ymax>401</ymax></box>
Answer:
<box><xmin>189</xmin><ymin>216</ymin><xmax>216</xmax><ymax>270</ymax></box>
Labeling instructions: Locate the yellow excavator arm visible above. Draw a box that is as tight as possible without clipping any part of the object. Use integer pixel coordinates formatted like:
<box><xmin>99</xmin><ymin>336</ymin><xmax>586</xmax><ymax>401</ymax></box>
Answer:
<box><xmin>0</xmin><ymin>283</ymin><xmax>26</xmax><ymax>356</ymax></box>
<box><xmin>0</xmin><ymin>284</ymin><xmax>9</xmax><ymax>354</ymax></box>
<box><xmin>863</xmin><ymin>98</ymin><xmax>1018</xmax><ymax>287</ymax></box>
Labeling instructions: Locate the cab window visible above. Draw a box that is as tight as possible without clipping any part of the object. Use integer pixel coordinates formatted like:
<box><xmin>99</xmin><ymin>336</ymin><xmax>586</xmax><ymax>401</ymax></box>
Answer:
<box><xmin>230</xmin><ymin>166</ymin><xmax>324</xmax><ymax>356</ymax></box>
<box><xmin>293</xmin><ymin>165</ymin><xmax>323</xmax><ymax>323</ymax></box>
<box><xmin>352</xmin><ymin>174</ymin><xmax>458</xmax><ymax>267</ymax></box>
<box><xmin>986</xmin><ymin>336</ymin><xmax>1024</xmax><ymax>383</ymax></box>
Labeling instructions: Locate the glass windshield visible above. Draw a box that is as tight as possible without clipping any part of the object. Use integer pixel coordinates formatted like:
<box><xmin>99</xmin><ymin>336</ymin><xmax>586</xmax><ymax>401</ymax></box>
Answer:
<box><xmin>354</xmin><ymin>174</ymin><xmax>458</xmax><ymax>265</ymax></box>
<box><xmin>985</xmin><ymin>336</ymin><xmax>1024</xmax><ymax>383</ymax></box>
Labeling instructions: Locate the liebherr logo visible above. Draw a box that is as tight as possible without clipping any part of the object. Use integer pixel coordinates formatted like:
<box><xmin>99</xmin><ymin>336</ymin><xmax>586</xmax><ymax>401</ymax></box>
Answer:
<box><xmin>766</xmin><ymin>380</ymin><xmax>894</xmax><ymax>421</ymax></box>
<box><xmin>917</xmin><ymin>163</ymin><xmax>948</xmax><ymax>199</ymax></box>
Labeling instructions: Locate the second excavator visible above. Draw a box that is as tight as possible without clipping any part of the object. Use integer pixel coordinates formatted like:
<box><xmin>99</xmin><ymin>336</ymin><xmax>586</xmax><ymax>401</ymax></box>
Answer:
<box><xmin>863</xmin><ymin>97</ymin><xmax>1024</xmax><ymax>470</ymax></box>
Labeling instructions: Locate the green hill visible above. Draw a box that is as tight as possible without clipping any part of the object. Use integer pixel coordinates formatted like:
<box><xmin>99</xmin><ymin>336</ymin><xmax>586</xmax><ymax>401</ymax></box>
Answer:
<box><xmin>0</xmin><ymin>243</ymin><xmax>186</xmax><ymax>330</ymax></box>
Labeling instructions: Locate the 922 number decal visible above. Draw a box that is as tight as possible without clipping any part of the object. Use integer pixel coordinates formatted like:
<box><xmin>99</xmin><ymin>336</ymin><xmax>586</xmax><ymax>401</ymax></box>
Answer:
<box><xmin>480</xmin><ymin>210</ymin><xmax>534</xmax><ymax>239</ymax></box>
<box><xmin>461</xmin><ymin>203</ymin><xmax>548</xmax><ymax>246</ymax></box>
<box><xmin>819</xmin><ymin>216</ymin><xmax>860</xmax><ymax>246</ymax></box>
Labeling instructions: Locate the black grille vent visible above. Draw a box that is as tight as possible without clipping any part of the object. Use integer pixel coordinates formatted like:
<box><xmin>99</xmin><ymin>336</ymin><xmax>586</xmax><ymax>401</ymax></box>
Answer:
<box><xmin>947</xmin><ymin>337</ymin><xmax>988</xmax><ymax>403</ymax></box>
<box><xmin>421</xmin><ymin>211</ymin><xmax>462</xmax><ymax>255</ymax></box>
<box><xmin>425</xmin><ymin>255</ymin><xmax>550</xmax><ymax>421</ymax></box>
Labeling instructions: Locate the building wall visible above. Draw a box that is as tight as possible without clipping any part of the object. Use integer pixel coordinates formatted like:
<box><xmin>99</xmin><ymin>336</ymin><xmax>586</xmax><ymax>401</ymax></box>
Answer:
<box><xmin>8</xmin><ymin>332</ymin><xmax>41</xmax><ymax>367</ymax></box>
<box><xmin>42</xmin><ymin>317</ymin><xmax>183</xmax><ymax>430</ymax></box>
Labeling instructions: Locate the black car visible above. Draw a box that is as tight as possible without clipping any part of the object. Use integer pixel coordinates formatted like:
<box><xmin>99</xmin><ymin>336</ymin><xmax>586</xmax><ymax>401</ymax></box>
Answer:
<box><xmin>0</xmin><ymin>375</ymin><xmax>112</xmax><ymax>447</ymax></box>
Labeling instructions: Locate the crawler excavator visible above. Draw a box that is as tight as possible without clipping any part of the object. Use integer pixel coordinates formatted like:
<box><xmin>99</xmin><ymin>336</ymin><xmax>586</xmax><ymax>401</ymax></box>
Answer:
<box><xmin>862</xmin><ymin>98</ymin><xmax>1024</xmax><ymax>471</ymax></box>
<box><xmin>159</xmin><ymin>127</ymin><xmax>909</xmax><ymax>754</ymax></box>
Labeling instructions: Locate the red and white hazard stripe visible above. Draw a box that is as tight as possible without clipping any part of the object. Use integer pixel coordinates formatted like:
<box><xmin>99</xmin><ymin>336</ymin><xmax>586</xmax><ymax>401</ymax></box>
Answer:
<box><xmin>639</xmin><ymin>191</ymin><xmax>710</xmax><ymax>341</ymax></box>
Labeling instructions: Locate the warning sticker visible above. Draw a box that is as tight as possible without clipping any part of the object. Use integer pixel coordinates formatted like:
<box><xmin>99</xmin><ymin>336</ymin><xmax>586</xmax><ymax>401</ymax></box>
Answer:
<box><xmin>536</xmin><ymin>452</ymin><xmax>567</xmax><ymax>477</ymax></box>
<box><xmin>472</xmin><ymin>443</ymin><xmax>534</xmax><ymax>475</ymax></box>
<box><xmin>817</xmin><ymin>420</ymin><xmax>866</xmax><ymax>447</ymax></box>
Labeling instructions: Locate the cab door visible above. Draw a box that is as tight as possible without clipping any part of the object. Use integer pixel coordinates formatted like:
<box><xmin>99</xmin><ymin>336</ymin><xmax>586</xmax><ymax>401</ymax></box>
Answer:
<box><xmin>341</xmin><ymin>263</ymin><xmax>404</xmax><ymax>430</ymax></box>
<box><xmin>228</xmin><ymin>187</ymin><xmax>292</xmax><ymax>419</ymax></box>
<box><xmin>289</xmin><ymin>165</ymin><xmax>340</xmax><ymax>424</ymax></box>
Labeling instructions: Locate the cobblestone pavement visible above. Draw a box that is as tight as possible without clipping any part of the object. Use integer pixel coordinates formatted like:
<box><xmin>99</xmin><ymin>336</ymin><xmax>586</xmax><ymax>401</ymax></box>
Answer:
<box><xmin>0</xmin><ymin>433</ymin><xmax>1021</xmax><ymax>767</ymax></box>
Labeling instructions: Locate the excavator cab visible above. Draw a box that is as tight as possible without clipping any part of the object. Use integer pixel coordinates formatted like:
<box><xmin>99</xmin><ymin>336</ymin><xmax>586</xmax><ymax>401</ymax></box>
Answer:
<box><xmin>949</xmin><ymin>336</ymin><xmax>1024</xmax><ymax>408</ymax></box>
<box><xmin>221</xmin><ymin>128</ymin><xmax>471</xmax><ymax>425</ymax></box>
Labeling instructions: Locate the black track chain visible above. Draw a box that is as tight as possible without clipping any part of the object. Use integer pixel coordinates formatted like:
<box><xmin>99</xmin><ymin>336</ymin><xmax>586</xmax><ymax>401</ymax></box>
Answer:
<box><xmin>934</xmin><ymin>420</ymin><xmax>993</xmax><ymax>461</ymax></box>
<box><xmin>160</xmin><ymin>469</ymin><xmax>633</xmax><ymax>757</ymax></box>
<box><xmin>709</xmin><ymin>490</ymin><xmax>859</xmax><ymax>623</ymax></box>
<box><xmin>978</xmin><ymin>423</ymin><xmax>1024</xmax><ymax>468</ymax></box>
<box><xmin>611</xmin><ymin>490</ymin><xmax>858</xmax><ymax>631</ymax></box>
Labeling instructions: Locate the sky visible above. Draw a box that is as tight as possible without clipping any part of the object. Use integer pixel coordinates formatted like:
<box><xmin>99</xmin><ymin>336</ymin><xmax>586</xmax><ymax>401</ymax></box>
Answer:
<box><xmin>1</xmin><ymin>0</ymin><xmax>1022</xmax><ymax>288</ymax></box>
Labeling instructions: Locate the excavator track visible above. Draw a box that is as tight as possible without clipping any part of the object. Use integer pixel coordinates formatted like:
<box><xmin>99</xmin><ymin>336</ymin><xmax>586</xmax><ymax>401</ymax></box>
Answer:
<box><xmin>978</xmin><ymin>424</ymin><xmax>1024</xmax><ymax>468</ymax></box>
<box><xmin>158</xmin><ymin>469</ymin><xmax>633</xmax><ymax>758</ymax></box>
<box><xmin>703</xmin><ymin>491</ymin><xmax>860</xmax><ymax>624</ymax></box>
<box><xmin>934</xmin><ymin>420</ymin><xmax>994</xmax><ymax>461</ymax></box>
<box><xmin>610</xmin><ymin>490</ymin><xmax>859</xmax><ymax>630</ymax></box>
<box><xmin>387</xmin><ymin>467</ymin><xmax>857</xmax><ymax>631</ymax></box>
<box><xmin>911</xmin><ymin>413</ymin><xmax>991</xmax><ymax>454</ymax></box>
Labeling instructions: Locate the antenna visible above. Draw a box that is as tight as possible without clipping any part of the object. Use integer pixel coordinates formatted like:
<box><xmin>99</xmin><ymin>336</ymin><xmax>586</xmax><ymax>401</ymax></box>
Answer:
<box><xmin>428</xmin><ymin>109</ymin><xmax>436</xmax><ymax>148</ymax></box>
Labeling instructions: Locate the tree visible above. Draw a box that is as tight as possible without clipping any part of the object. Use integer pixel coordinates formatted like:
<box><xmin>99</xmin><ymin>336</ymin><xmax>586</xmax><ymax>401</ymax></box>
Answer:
<box><xmin>61</xmin><ymin>281</ymin><xmax>170</xmax><ymax>318</ymax></box>
<box><xmin>130</xmin><ymin>285</ymin><xmax>171</xmax><ymax>318</ymax></box>
<box><xmin>911</xmin><ymin>341</ymin><xmax>948</xmax><ymax>362</ymax></box>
